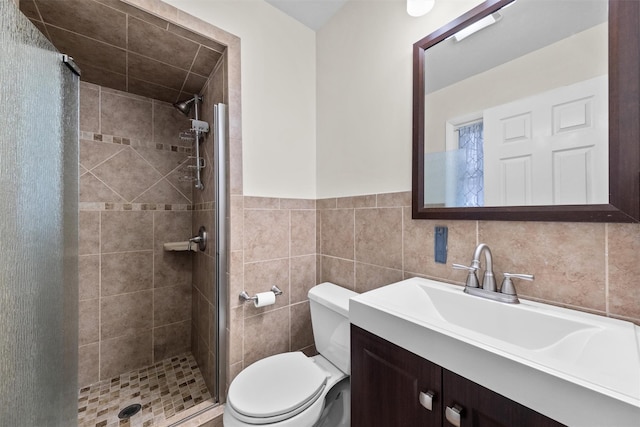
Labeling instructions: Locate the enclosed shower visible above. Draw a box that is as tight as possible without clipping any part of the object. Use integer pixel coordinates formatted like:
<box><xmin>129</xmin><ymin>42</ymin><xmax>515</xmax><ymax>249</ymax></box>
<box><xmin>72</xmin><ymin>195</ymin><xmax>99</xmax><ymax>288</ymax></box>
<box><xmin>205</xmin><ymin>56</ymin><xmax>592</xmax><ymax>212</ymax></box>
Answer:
<box><xmin>7</xmin><ymin>0</ymin><xmax>232</xmax><ymax>425</ymax></box>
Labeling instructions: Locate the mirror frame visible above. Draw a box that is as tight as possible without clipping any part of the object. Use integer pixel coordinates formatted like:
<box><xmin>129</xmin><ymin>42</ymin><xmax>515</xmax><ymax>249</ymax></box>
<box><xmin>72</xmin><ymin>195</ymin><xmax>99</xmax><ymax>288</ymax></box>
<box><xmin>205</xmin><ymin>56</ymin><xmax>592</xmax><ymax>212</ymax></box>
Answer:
<box><xmin>412</xmin><ymin>0</ymin><xmax>640</xmax><ymax>222</ymax></box>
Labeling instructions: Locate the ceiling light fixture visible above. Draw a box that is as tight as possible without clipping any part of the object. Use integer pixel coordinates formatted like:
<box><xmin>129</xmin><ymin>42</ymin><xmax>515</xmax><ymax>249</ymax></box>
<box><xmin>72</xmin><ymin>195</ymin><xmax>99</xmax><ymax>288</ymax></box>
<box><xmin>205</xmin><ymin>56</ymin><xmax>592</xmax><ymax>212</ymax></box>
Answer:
<box><xmin>407</xmin><ymin>0</ymin><xmax>435</xmax><ymax>17</ymax></box>
<box><xmin>453</xmin><ymin>12</ymin><xmax>502</xmax><ymax>42</ymax></box>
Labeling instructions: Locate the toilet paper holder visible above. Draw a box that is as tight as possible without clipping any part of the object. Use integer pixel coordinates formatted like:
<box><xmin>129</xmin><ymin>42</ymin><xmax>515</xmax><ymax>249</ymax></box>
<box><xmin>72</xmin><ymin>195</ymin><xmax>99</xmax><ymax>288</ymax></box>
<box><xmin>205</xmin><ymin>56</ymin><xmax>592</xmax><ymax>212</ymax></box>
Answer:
<box><xmin>239</xmin><ymin>286</ymin><xmax>283</xmax><ymax>303</ymax></box>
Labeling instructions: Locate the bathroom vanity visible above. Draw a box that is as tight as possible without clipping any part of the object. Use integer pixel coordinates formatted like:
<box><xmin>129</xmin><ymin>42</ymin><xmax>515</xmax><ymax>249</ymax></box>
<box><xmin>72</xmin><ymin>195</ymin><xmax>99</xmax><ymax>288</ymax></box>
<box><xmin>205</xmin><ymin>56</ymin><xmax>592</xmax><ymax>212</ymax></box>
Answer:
<box><xmin>352</xmin><ymin>325</ymin><xmax>562</xmax><ymax>426</ymax></box>
<box><xmin>349</xmin><ymin>278</ymin><xmax>640</xmax><ymax>426</ymax></box>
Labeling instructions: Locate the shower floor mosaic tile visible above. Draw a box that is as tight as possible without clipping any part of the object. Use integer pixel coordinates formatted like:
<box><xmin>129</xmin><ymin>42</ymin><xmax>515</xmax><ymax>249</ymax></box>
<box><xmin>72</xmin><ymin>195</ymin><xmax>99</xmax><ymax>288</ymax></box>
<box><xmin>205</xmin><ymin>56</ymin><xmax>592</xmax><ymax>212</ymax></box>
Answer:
<box><xmin>78</xmin><ymin>352</ymin><xmax>212</xmax><ymax>427</ymax></box>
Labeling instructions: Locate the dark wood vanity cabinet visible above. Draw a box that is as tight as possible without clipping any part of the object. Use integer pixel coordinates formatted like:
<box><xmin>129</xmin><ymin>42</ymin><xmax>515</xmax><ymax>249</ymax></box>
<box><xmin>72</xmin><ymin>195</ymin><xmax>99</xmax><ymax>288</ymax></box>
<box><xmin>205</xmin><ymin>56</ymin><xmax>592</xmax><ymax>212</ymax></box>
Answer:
<box><xmin>351</xmin><ymin>325</ymin><xmax>564</xmax><ymax>427</ymax></box>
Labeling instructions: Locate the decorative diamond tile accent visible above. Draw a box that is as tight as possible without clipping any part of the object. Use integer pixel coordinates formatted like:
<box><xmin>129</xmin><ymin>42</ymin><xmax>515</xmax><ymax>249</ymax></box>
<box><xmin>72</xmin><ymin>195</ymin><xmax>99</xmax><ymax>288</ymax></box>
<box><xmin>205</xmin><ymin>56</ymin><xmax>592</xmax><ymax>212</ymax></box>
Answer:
<box><xmin>80</xmin><ymin>173</ymin><xmax>126</xmax><ymax>203</ymax></box>
<box><xmin>133</xmin><ymin>147</ymin><xmax>189</xmax><ymax>176</ymax></box>
<box><xmin>78</xmin><ymin>352</ymin><xmax>212</xmax><ymax>427</ymax></box>
<box><xmin>91</xmin><ymin>148</ymin><xmax>163</xmax><ymax>202</ymax></box>
<box><xmin>133</xmin><ymin>179</ymin><xmax>190</xmax><ymax>205</ymax></box>
<box><xmin>80</xmin><ymin>139</ymin><xmax>125</xmax><ymax>170</ymax></box>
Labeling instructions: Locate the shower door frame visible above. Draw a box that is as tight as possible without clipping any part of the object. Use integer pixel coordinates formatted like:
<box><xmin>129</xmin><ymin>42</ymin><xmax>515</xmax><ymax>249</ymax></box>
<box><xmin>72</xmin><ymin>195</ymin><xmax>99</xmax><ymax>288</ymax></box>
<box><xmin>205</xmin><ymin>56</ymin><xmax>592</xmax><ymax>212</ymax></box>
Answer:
<box><xmin>214</xmin><ymin>102</ymin><xmax>228</xmax><ymax>404</ymax></box>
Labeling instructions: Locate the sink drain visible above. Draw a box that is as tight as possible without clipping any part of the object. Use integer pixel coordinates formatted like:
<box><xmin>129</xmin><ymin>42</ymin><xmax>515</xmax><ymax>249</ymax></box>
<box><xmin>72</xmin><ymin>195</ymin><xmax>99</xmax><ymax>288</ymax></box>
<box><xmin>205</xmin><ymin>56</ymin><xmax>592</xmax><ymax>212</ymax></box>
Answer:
<box><xmin>118</xmin><ymin>403</ymin><xmax>142</xmax><ymax>419</ymax></box>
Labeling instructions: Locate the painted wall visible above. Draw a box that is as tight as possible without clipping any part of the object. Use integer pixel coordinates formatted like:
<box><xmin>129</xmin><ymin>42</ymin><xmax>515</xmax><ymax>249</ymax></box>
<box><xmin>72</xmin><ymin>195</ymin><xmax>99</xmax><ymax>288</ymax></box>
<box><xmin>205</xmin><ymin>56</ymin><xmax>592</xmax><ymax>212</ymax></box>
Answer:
<box><xmin>162</xmin><ymin>0</ymin><xmax>317</xmax><ymax>199</ymax></box>
<box><xmin>316</xmin><ymin>0</ymin><xmax>484</xmax><ymax>198</ymax></box>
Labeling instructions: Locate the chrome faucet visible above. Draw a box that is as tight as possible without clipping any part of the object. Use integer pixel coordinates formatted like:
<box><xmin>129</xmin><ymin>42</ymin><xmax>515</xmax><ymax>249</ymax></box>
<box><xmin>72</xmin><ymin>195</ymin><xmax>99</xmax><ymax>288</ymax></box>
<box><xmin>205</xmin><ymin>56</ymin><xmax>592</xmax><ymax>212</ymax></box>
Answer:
<box><xmin>453</xmin><ymin>243</ymin><xmax>533</xmax><ymax>304</ymax></box>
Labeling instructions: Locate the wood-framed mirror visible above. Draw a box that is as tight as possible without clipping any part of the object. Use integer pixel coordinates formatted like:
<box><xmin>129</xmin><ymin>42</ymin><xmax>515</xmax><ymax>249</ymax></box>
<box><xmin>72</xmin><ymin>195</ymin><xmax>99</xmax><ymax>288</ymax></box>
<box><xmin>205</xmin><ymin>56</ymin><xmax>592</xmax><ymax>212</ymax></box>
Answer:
<box><xmin>412</xmin><ymin>0</ymin><xmax>639</xmax><ymax>222</ymax></box>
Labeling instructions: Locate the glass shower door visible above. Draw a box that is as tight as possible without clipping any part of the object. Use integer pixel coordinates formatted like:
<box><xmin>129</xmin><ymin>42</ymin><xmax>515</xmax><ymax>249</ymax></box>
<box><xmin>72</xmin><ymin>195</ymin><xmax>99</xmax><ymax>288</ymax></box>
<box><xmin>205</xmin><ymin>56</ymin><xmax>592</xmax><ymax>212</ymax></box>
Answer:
<box><xmin>0</xmin><ymin>1</ymin><xmax>79</xmax><ymax>425</ymax></box>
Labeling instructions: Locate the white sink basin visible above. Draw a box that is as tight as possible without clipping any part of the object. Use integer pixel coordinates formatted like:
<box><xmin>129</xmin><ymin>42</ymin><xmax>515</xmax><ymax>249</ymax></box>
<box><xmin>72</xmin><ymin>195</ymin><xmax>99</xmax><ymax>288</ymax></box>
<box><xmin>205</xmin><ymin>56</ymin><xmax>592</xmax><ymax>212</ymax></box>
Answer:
<box><xmin>415</xmin><ymin>281</ymin><xmax>601</xmax><ymax>351</ymax></box>
<box><xmin>349</xmin><ymin>277</ymin><xmax>640</xmax><ymax>426</ymax></box>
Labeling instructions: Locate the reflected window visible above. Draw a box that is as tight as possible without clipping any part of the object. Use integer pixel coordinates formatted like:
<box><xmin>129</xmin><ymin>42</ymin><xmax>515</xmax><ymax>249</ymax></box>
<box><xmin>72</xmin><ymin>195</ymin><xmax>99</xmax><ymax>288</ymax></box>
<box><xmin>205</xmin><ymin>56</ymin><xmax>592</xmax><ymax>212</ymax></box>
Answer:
<box><xmin>455</xmin><ymin>121</ymin><xmax>484</xmax><ymax>207</ymax></box>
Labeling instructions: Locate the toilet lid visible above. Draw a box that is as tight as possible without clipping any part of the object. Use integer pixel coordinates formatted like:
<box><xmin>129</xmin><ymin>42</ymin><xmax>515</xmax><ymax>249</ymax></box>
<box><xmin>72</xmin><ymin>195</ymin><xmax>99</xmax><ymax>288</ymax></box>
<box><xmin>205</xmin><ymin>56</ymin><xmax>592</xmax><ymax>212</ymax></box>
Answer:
<box><xmin>228</xmin><ymin>352</ymin><xmax>328</xmax><ymax>420</ymax></box>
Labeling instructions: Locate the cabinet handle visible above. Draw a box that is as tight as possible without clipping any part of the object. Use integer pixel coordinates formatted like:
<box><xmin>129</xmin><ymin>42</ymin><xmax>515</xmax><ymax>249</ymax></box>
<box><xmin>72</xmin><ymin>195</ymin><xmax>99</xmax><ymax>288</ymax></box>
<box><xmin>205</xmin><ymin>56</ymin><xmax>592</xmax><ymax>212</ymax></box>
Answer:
<box><xmin>418</xmin><ymin>390</ymin><xmax>436</xmax><ymax>411</ymax></box>
<box><xmin>445</xmin><ymin>404</ymin><xmax>464</xmax><ymax>427</ymax></box>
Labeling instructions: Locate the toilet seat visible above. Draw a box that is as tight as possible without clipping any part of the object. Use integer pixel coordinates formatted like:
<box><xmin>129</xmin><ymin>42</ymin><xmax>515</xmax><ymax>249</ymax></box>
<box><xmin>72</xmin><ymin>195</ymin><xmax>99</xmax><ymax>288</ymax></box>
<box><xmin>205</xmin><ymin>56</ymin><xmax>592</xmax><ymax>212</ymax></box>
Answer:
<box><xmin>227</xmin><ymin>352</ymin><xmax>328</xmax><ymax>424</ymax></box>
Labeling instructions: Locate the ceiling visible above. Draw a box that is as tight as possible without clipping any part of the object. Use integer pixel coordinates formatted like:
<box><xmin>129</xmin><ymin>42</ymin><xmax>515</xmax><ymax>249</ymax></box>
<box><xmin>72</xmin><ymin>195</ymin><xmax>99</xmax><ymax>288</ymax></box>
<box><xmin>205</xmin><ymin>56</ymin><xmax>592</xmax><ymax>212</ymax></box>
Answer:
<box><xmin>424</xmin><ymin>0</ymin><xmax>608</xmax><ymax>94</ymax></box>
<box><xmin>265</xmin><ymin>0</ymin><xmax>347</xmax><ymax>30</ymax></box>
<box><xmin>20</xmin><ymin>0</ymin><xmax>225</xmax><ymax>104</ymax></box>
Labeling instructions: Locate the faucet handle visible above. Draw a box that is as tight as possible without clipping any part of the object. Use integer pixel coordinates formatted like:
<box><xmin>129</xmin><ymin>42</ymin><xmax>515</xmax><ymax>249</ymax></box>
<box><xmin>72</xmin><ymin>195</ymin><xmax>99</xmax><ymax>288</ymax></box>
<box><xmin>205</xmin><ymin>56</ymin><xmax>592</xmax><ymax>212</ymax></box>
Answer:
<box><xmin>500</xmin><ymin>272</ymin><xmax>534</xmax><ymax>295</ymax></box>
<box><xmin>452</xmin><ymin>263</ymin><xmax>476</xmax><ymax>271</ymax></box>
<box><xmin>453</xmin><ymin>264</ymin><xmax>480</xmax><ymax>288</ymax></box>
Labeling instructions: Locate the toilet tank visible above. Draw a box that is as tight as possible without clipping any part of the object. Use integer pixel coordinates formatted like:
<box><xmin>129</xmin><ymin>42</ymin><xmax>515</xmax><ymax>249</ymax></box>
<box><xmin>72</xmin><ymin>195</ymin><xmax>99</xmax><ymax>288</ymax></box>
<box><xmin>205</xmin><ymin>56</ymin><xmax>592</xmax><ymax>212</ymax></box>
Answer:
<box><xmin>308</xmin><ymin>282</ymin><xmax>358</xmax><ymax>374</ymax></box>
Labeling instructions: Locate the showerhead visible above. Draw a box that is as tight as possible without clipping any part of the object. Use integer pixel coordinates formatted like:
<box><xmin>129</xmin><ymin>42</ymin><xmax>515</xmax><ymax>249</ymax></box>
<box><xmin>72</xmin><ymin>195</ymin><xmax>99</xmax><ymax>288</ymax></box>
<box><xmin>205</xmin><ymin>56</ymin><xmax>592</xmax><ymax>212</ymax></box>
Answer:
<box><xmin>173</xmin><ymin>95</ymin><xmax>203</xmax><ymax>117</ymax></box>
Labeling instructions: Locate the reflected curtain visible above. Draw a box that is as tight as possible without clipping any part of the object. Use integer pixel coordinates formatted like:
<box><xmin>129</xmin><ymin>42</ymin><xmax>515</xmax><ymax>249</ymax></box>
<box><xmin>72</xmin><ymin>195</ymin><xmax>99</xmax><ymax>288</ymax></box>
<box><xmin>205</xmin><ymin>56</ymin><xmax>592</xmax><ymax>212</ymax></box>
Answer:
<box><xmin>455</xmin><ymin>121</ymin><xmax>484</xmax><ymax>207</ymax></box>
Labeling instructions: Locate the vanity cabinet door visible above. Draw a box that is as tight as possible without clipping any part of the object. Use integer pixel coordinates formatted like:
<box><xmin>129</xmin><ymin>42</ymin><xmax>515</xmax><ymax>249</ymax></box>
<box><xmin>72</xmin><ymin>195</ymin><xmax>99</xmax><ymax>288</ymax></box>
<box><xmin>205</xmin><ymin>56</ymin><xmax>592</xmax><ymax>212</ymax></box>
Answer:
<box><xmin>351</xmin><ymin>325</ymin><xmax>443</xmax><ymax>427</ymax></box>
<box><xmin>442</xmin><ymin>369</ymin><xmax>565</xmax><ymax>427</ymax></box>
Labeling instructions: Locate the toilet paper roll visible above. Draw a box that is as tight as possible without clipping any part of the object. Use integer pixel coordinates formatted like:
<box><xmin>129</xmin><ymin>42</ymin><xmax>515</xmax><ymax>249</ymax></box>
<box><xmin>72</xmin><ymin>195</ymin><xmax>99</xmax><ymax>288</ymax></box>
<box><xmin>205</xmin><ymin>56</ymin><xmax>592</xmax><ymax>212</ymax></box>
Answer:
<box><xmin>254</xmin><ymin>291</ymin><xmax>276</xmax><ymax>308</ymax></box>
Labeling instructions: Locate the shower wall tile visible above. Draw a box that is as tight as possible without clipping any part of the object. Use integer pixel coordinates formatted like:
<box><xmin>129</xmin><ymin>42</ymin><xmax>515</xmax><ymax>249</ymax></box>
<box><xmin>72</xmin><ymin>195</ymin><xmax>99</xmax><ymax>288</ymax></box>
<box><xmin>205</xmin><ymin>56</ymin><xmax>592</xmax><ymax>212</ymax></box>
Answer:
<box><xmin>80</xmin><ymin>82</ymin><xmax>100</xmax><ymax>133</ymax></box>
<box><xmin>80</xmin><ymin>173</ymin><xmax>126</xmax><ymax>203</ymax></box>
<box><xmin>100</xmin><ymin>251</ymin><xmax>153</xmax><ymax>296</ymax></box>
<box><xmin>101</xmin><ymin>90</ymin><xmax>152</xmax><ymax>141</ymax></box>
<box><xmin>92</xmin><ymin>148</ymin><xmax>164</xmax><ymax>201</ymax></box>
<box><xmin>79</xmin><ymin>211</ymin><xmax>100</xmax><ymax>255</ymax></box>
<box><xmin>197</xmin><ymin>291</ymin><xmax>211</xmax><ymax>344</ymax></box>
<box><xmin>79</xmin><ymin>298</ymin><xmax>99</xmax><ymax>346</ymax></box>
<box><xmin>192</xmin><ymin>252</ymin><xmax>213</xmax><ymax>301</ymax></box>
<box><xmin>155</xmin><ymin>248</ymin><xmax>193</xmax><ymax>290</ymax></box>
<box><xmin>101</xmin><ymin>211</ymin><xmax>153</xmax><ymax>253</ymax></box>
<box><xmin>80</xmin><ymin>139</ymin><xmax>124</xmax><ymax>170</ymax></box>
<box><xmin>48</xmin><ymin>25</ymin><xmax>127</xmax><ymax>74</ymax></box>
<box><xmin>70</xmin><ymin>12</ymin><xmax>237</xmax><ymax>393</ymax></box>
<box><xmin>128</xmin><ymin>17</ymin><xmax>199</xmax><ymax>71</ymax></box>
<box><xmin>153</xmin><ymin>320</ymin><xmax>191</xmax><ymax>361</ymax></box>
<box><xmin>133</xmin><ymin>146</ymin><xmax>188</xmax><ymax>176</ymax></box>
<box><xmin>152</xmin><ymin>101</ymin><xmax>192</xmax><ymax>147</ymax></box>
<box><xmin>78</xmin><ymin>343</ymin><xmax>99</xmax><ymax>387</ymax></box>
<box><xmin>36</xmin><ymin>0</ymin><xmax>127</xmax><ymax>47</ymax></box>
<box><xmin>100</xmin><ymin>332</ymin><xmax>152</xmax><ymax>379</ymax></box>
<box><xmin>79</xmin><ymin>254</ymin><xmax>99</xmax><ymax>301</ymax></box>
<box><xmin>134</xmin><ymin>179</ymin><xmax>190</xmax><ymax>204</ymax></box>
<box><xmin>154</xmin><ymin>285</ymin><xmax>191</xmax><ymax>326</ymax></box>
<box><xmin>100</xmin><ymin>290</ymin><xmax>153</xmax><ymax>340</ymax></box>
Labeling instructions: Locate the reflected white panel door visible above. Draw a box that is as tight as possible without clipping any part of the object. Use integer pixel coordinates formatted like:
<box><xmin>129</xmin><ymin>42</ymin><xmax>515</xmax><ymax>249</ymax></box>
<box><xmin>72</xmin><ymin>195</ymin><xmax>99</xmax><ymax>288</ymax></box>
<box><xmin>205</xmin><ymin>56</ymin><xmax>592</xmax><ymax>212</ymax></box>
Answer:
<box><xmin>483</xmin><ymin>76</ymin><xmax>608</xmax><ymax>206</ymax></box>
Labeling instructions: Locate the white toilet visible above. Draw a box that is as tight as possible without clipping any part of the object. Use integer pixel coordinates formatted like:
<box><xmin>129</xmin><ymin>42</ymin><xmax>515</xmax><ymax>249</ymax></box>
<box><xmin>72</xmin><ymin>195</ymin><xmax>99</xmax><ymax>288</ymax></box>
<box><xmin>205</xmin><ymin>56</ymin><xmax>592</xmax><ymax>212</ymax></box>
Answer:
<box><xmin>223</xmin><ymin>282</ymin><xmax>357</xmax><ymax>427</ymax></box>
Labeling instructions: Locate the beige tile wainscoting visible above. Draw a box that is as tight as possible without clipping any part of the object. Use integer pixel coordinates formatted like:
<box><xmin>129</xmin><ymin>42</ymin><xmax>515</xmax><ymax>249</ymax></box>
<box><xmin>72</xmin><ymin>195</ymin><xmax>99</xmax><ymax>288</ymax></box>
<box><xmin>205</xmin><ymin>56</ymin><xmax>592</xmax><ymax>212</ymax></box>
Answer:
<box><xmin>316</xmin><ymin>191</ymin><xmax>640</xmax><ymax>324</ymax></box>
<box><xmin>225</xmin><ymin>191</ymin><xmax>640</xmax><ymax>400</ymax></box>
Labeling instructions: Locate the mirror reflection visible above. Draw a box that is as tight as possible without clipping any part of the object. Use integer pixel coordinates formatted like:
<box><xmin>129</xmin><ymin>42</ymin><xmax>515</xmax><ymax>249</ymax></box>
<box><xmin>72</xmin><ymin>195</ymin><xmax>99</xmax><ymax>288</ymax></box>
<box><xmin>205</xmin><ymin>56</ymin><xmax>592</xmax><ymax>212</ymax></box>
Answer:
<box><xmin>423</xmin><ymin>0</ymin><xmax>608</xmax><ymax>208</ymax></box>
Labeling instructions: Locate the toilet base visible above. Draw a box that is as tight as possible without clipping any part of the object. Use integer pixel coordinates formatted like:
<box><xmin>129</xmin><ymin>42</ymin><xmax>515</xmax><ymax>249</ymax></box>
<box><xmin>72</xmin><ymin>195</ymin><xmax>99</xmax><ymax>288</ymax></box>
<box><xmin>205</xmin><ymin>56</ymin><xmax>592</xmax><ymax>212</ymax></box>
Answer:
<box><xmin>314</xmin><ymin>377</ymin><xmax>350</xmax><ymax>427</ymax></box>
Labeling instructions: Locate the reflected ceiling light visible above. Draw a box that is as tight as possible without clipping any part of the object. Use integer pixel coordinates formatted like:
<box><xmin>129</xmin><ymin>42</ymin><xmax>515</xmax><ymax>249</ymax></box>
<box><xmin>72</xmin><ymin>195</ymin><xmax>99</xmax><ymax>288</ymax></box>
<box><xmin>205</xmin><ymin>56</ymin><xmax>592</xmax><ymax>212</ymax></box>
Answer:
<box><xmin>407</xmin><ymin>0</ymin><xmax>435</xmax><ymax>17</ymax></box>
<box><xmin>453</xmin><ymin>12</ymin><xmax>502</xmax><ymax>42</ymax></box>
